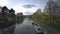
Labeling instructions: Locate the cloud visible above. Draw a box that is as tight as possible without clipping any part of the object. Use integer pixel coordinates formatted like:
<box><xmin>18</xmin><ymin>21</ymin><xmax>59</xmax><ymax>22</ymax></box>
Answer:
<box><xmin>0</xmin><ymin>0</ymin><xmax>47</xmax><ymax>15</ymax></box>
<box><xmin>0</xmin><ymin>0</ymin><xmax>10</xmax><ymax>7</ymax></box>
<box><xmin>23</xmin><ymin>4</ymin><xmax>36</xmax><ymax>8</ymax></box>
<box><xmin>24</xmin><ymin>11</ymin><xmax>33</xmax><ymax>15</ymax></box>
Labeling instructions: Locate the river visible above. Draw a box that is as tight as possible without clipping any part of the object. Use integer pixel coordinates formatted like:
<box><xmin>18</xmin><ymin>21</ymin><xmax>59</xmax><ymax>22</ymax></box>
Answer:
<box><xmin>0</xmin><ymin>18</ymin><xmax>36</xmax><ymax>34</ymax></box>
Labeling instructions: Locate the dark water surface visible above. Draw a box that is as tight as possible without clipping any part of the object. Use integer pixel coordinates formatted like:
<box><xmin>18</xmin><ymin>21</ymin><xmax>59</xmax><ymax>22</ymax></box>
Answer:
<box><xmin>0</xmin><ymin>18</ymin><xmax>36</xmax><ymax>34</ymax></box>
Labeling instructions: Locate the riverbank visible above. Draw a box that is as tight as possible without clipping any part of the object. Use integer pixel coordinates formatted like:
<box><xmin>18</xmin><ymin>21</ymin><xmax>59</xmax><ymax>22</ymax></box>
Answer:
<box><xmin>38</xmin><ymin>20</ymin><xmax>60</xmax><ymax>32</ymax></box>
<box><xmin>30</xmin><ymin>19</ymin><xmax>60</xmax><ymax>34</ymax></box>
<box><xmin>0</xmin><ymin>17</ymin><xmax>24</xmax><ymax>29</ymax></box>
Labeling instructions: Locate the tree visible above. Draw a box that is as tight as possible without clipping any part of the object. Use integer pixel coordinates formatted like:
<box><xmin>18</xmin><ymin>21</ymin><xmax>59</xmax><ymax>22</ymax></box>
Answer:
<box><xmin>44</xmin><ymin>0</ymin><xmax>60</xmax><ymax>23</ymax></box>
<box><xmin>1</xmin><ymin>6</ymin><xmax>9</xmax><ymax>23</ymax></box>
<box><xmin>32</xmin><ymin>9</ymin><xmax>42</xmax><ymax>20</ymax></box>
<box><xmin>9</xmin><ymin>8</ymin><xmax>15</xmax><ymax>14</ymax></box>
<box><xmin>2</xmin><ymin>6</ymin><xmax>8</xmax><ymax>13</ymax></box>
<box><xmin>17</xmin><ymin>12</ymin><xmax>23</xmax><ymax>18</ymax></box>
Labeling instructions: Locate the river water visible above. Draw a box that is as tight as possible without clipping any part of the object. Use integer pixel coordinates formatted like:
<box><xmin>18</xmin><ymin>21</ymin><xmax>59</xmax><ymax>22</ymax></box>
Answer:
<box><xmin>0</xmin><ymin>18</ymin><xmax>36</xmax><ymax>34</ymax></box>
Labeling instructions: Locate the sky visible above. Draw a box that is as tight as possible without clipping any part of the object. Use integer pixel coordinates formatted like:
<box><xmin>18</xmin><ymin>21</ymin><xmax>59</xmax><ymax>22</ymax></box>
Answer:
<box><xmin>0</xmin><ymin>0</ymin><xmax>48</xmax><ymax>15</ymax></box>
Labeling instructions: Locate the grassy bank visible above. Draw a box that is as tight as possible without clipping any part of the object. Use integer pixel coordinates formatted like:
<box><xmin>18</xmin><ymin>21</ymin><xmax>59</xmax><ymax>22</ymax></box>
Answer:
<box><xmin>39</xmin><ymin>20</ymin><xmax>60</xmax><ymax>32</ymax></box>
<box><xmin>32</xmin><ymin>19</ymin><xmax>60</xmax><ymax>32</ymax></box>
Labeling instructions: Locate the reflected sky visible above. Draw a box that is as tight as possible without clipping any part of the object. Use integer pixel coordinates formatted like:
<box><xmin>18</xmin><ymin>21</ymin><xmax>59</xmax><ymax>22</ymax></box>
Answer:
<box><xmin>14</xmin><ymin>18</ymin><xmax>35</xmax><ymax>34</ymax></box>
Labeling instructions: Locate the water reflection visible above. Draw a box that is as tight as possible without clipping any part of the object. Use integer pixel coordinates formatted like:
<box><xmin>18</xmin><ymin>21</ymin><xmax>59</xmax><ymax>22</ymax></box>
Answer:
<box><xmin>16</xmin><ymin>22</ymin><xmax>23</xmax><ymax>24</ymax></box>
<box><xmin>0</xmin><ymin>18</ymin><xmax>36</xmax><ymax>34</ymax></box>
<box><xmin>0</xmin><ymin>24</ymin><xmax>16</xmax><ymax>34</ymax></box>
<box><xmin>14</xmin><ymin>18</ymin><xmax>36</xmax><ymax>34</ymax></box>
<box><xmin>16</xmin><ymin>19</ymin><xmax>24</xmax><ymax>24</ymax></box>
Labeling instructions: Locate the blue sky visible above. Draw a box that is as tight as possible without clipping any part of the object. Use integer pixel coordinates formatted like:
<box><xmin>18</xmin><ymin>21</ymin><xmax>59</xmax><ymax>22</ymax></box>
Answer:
<box><xmin>0</xmin><ymin>0</ymin><xmax>48</xmax><ymax>15</ymax></box>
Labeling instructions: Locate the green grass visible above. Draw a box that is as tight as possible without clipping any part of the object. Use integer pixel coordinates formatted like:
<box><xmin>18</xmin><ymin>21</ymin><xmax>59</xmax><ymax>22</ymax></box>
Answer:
<box><xmin>38</xmin><ymin>20</ymin><xmax>60</xmax><ymax>32</ymax></box>
<box><xmin>29</xmin><ymin>18</ymin><xmax>60</xmax><ymax>32</ymax></box>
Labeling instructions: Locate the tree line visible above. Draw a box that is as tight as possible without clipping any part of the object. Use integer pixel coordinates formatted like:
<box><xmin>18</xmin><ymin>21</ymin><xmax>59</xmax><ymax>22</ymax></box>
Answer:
<box><xmin>32</xmin><ymin>0</ymin><xmax>60</xmax><ymax>24</ymax></box>
<box><xmin>0</xmin><ymin>6</ymin><xmax>16</xmax><ymax>24</ymax></box>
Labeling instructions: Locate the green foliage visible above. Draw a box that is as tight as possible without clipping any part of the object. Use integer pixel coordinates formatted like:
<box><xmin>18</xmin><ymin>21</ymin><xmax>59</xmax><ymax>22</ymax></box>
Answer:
<box><xmin>32</xmin><ymin>12</ymin><xmax>46</xmax><ymax>21</ymax></box>
<box><xmin>40</xmin><ymin>13</ymin><xmax>46</xmax><ymax>20</ymax></box>
<box><xmin>31</xmin><ymin>0</ymin><xmax>60</xmax><ymax>32</ymax></box>
<box><xmin>0</xmin><ymin>6</ymin><xmax>16</xmax><ymax>25</ymax></box>
<box><xmin>44</xmin><ymin>0</ymin><xmax>60</xmax><ymax>23</ymax></box>
<box><xmin>16</xmin><ymin>12</ymin><xmax>24</xmax><ymax>24</ymax></box>
<box><xmin>16</xmin><ymin>17</ymin><xmax>24</xmax><ymax>24</ymax></box>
